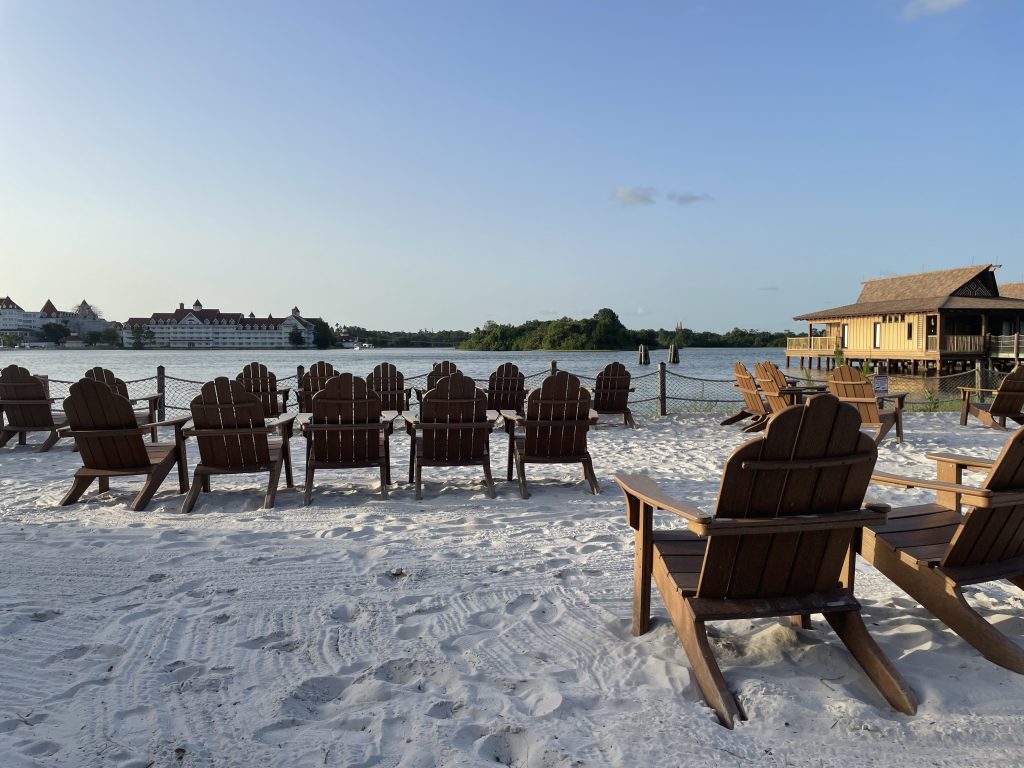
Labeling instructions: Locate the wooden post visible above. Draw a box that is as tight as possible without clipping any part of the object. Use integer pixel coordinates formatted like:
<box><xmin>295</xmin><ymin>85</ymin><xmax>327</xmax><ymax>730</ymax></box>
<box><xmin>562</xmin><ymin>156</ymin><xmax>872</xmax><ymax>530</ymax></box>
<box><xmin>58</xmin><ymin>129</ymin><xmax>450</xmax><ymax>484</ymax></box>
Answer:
<box><xmin>156</xmin><ymin>365</ymin><xmax>166</xmax><ymax>421</ymax></box>
<box><xmin>549</xmin><ymin>360</ymin><xmax>557</xmax><ymax>376</ymax></box>
<box><xmin>976</xmin><ymin>361</ymin><xmax>983</xmax><ymax>403</ymax></box>
<box><xmin>638</xmin><ymin>345</ymin><xmax>649</xmax><ymax>365</ymax></box>
<box><xmin>657</xmin><ymin>362</ymin><xmax>666</xmax><ymax>417</ymax></box>
<box><xmin>297</xmin><ymin>364</ymin><xmax>305</xmax><ymax>381</ymax></box>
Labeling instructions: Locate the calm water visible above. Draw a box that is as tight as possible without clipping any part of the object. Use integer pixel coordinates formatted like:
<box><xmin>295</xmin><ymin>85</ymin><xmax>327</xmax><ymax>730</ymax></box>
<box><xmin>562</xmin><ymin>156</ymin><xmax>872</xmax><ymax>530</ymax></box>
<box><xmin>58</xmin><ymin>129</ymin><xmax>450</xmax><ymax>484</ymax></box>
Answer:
<box><xmin>0</xmin><ymin>347</ymin><xmax>789</xmax><ymax>384</ymax></box>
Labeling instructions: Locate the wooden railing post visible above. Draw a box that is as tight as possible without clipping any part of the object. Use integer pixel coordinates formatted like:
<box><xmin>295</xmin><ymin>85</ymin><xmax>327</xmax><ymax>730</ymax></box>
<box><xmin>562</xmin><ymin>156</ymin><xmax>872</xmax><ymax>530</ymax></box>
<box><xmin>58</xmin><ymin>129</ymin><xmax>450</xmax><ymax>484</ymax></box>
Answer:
<box><xmin>156</xmin><ymin>365</ymin><xmax>166</xmax><ymax>420</ymax></box>
<box><xmin>549</xmin><ymin>360</ymin><xmax>557</xmax><ymax>376</ymax></box>
<box><xmin>297</xmin><ymin>364</ymin><xmax>305</xmax><ymax>381</ymax></box>
<box><xmin>657</xmin><ymin>362</ymin><xmax>667</xmax><ymax>417</ymax></box>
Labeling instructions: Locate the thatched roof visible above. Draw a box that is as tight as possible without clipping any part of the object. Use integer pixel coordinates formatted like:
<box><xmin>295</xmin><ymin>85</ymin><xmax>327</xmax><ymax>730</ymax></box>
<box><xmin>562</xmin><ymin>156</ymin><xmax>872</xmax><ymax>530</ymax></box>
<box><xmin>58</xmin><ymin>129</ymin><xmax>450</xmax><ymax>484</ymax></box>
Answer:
<box><xmin>793</xmin><ymin>264</ymin><xmax>1024</xmax><ymax>321</ymax></box>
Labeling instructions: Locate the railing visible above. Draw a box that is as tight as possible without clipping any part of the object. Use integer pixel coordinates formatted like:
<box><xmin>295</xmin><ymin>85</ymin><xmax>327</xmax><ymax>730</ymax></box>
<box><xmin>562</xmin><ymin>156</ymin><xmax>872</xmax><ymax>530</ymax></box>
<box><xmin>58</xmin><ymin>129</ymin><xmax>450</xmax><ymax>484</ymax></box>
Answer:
<box><xmin>989</xmin><ymin>334</ymin><xmax>1023</xmax><ymax>357</ymax></box>
<box><xmin>786</xmin><ymin>336</ymin><xmax>839</xmax><ymax>352</ymax></box>
<box><xmin>941</xmin><ymin>335</ymin><xmax>986</xmax><ymax>354</ymax></box>
<box><xmin>926</xmin><ymin>335</ymin><xmax>938</xmax><ymax>351</ymax></box>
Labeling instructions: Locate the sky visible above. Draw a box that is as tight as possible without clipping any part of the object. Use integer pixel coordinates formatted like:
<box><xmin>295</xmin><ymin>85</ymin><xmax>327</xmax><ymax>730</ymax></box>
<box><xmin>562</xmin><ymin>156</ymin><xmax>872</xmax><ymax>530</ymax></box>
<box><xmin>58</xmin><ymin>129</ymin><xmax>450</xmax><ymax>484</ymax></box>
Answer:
<box><xmin>1</xmin><ymin>0</ymin><xmax>1021</xmax><ymax>333</ymax></box>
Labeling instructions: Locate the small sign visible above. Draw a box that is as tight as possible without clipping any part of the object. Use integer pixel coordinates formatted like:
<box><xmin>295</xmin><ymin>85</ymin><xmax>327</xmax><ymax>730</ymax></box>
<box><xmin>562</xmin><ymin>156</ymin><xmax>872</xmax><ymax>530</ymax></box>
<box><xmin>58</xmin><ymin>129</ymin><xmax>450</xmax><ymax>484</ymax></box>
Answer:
<box><xmin>872</xmin><ymin>375</ymin><xmax>889</xmax><ymax>396</ymax></box>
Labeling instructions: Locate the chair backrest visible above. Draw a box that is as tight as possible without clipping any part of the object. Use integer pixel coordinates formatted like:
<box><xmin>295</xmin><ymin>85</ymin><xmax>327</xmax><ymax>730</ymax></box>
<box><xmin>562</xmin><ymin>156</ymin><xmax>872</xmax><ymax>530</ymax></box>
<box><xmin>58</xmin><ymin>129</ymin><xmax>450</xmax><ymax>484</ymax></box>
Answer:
<box><xmin>592</xmin><ymin>362</ymin><xmax>631</xmax><ymax>412</ymax></box>
<box><xmin>990</xmin><ymin>365</ymin><xmax>1024</xmax><ymax>417</ymax></box>
<box><xmin>419</xmin><ymin>372</ymin><xmax>489</xmax><ymax>462</ymax></box>
<box><xmin>733</xmin><ymin>362</ymin><xmax>768</xmax><ymax>416</ymax></box>
<box><xmin>522</xmin><ymin>371</ymin><xmax>592</xmax><ymax>459</ymax></box>
<box><xmin>426</xmin><ymin>361</ymin><xmax>459</xmax><ymax>391</ymax></box>
<box><xmin>0</xmin><ymin>364</ymin><xmax>55</xmax><ymax>429</ymax></box>
<box><xmin>827</xmin><ymin>364</ymin><xmax>882</xmax><ymax>426</ymax></box>
<box><xmin>754</xmin><ymin>361</ymin><xmax>792</xmax><ymax>414</ymax></box>
<box><xmin>309</xmin><ymin>374</ymin><xmax>384</xmax><ymax>463</ymax></box>
<box><xmin>698</xmin><ymin>394</ymin><xmax>877</xmax><ymax>600</ymax></box>
<box><xmin>64</xmin><ymin>378</ymin><xmax>150</xmax><ymax>469</ymax></box>
<box><xmin>84</xmin><ymin>367</ymin><xmax>130</xmax><ymax>399</ymax></box>
<box><xmin>366</xmin><ymin>363</ymin><xmax>408</xmax><ymax>411</ymax></box>
<box><xmin>298</xmin><ymin>361</ymin><xmax>337</xmax><ymax>410</ymax></box>
<box><xmin>941</xmin><ymin>428</ymin><xmax>1024</xmax><ymax>568</ymax></box>
<box><xmin>236</xmin><ymin>362</ymin><xmax>283</xmax><ymax>417</ymax></box>
<box><xmin>487</xmin><ymin>363</ymin><xmax>526</xmax><ymax>413</ymax></box>
<box><xmin>189</xmin><ymin>378</ymin><xmax>270</xmax><ymax>468</ymax></box>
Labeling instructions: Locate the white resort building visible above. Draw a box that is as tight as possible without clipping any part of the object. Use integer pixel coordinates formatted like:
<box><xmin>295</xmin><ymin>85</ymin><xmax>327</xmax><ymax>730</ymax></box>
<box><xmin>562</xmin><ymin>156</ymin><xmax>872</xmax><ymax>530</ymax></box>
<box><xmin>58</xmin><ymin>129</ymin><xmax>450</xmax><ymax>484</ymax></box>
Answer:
<box><xmin>1</xmin><ymin>297</ymin><xmax>108</xmax><ymax>343</ymax></box>
<box><xmin>122</xmin><ymin>300</ymin><xmax>321</xmax><ymax>349</ymax></box>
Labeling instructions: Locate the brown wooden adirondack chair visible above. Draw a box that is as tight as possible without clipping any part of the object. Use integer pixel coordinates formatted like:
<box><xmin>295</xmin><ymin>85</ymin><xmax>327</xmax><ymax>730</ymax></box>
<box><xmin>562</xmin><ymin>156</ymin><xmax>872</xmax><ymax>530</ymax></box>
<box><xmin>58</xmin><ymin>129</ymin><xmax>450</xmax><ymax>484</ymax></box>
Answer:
<box><xmin>0</xmin><ymin>364</ymin><xmax>70</xmax><ymax>451</ymax></box>
<box><xmin>615</xmin><ymin>394</ymin><xmax>917</xmax><ymax>728</ymax></box>
<box><xmin>62</xmin><ymin>378</ymin><xmax>189</xmax><ymax>511</ymax></box>
<box><xmin>592</xmin><ymin>362</ymin><xmax>636</xmax><ymax>428</ymax></box>
<box><xmin>486</xmin><ymin>363</ymin><xmax>527</xmax><ymax>414</ymax></box>
<box><xmin>509</xmin><ymin>371</ymin><xmax>599</xmax><ymax>498</ymax></box>
<box><xmin>181</xmin><ymin>378</ymin><xmax>296</xmax><ymax>513</ymax></box>
<box><xmin>414</xmin><ymin>361</ymin><xmax>459</xmax><ymax>403</ymax></box>
<box><xmin>754</xmin><ymin>361</ymin><xmax>824</xmax><ymax>414</ymax></box>
<box><xmin>84</xmin><ymin>367</ymin><xmax>162</xmax><ymax>442</ymax></box>
<box><xmin>403</xmin><ymin>371</ymin><xmax>495</xmax><ymax>500</ymax></box>
<box><xmin>866</xmin><ymin>432</ymin><xmax>1024</xmax><ymax>672</ymax></box>
<box><xmin>296</xmin><ymin>361</ymin><xmax>337</xmax><ymax>411</ymax></box>
<box><xmin>236</xmin><ymin>362</ymin><xmax>290</xmax><ymax>417</ymax></box>
<box><xmin>959</xmin><ymin>364</ymin><xmax>1024</xmax><ymax>429</ymax></box>
<box><xmin>720</xmin><ymin>361</ymin><xmax>769</xmax><ymax>433</ymax></box>
<box><xmin>827</xmin><ymin>364</ymin><xmax>904</xmax><ymax>445</ymax></box>
<box><xmin>301</xmin><ymin>374</ymin><xmax>391</xmax><ymax>503</ymax></box>
<box><xmin>366</xmin><ymin>362</ymin><xmax>411</xmax><ymax>412</ymax></box>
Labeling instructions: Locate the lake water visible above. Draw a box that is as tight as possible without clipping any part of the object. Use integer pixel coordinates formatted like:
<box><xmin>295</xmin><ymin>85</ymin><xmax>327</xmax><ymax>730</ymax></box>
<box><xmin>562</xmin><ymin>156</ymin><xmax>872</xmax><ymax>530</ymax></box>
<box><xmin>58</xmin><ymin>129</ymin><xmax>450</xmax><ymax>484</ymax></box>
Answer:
<box><xmin>0</xmin><ymin>346</ymin><xmax>789</xmax><ymax>385</ymax></box>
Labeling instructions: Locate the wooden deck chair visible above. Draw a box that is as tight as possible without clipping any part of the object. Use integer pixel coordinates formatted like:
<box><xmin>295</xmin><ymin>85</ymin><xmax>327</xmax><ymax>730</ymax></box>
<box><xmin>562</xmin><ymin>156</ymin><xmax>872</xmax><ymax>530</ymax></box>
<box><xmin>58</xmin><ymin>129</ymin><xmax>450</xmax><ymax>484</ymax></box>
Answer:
<box><xmin>297</xmin><ymin>361</ymin><xmax>337</xmax><ymax>411</ymax></box>
<box><xmin>181</xmin><ymin>378</ymin><xmax>296</xmax><ymax>513</ymax></box>
<box><xmin>592</xmin><ymin>362</ymin><xmax>636</xmax><ymax>428</ymax></box>
<box><xmin>415</xmin><ymin>361</ymin><xmax>459</xmax><ymax>403</ymax></box>
<box><xmin>84</xmin><ymin>367</ymin><xmax>161</xmax><ymax>443</ymax></box>
<box><xmin>754</xmin><ymin>361</ymin><xmax>823</xmax><ymax>413</ymax></box>
<box><xmin>61</xmin><ymin>378</ymin><xmax>189</xmax><ymax>511</ymax></box>
<box><xmin>827</xmin><ymin>364</ymin><xmax>902</xmax><ymax>445</ymax></box>
<box><xmin>866</xmin><ymin>433</ymin><xmax>1024</xmax><ymax>672</ymax></box>
<box><xmin>486</xmin><ymin>363</ymin><xmax>527</xmax><ymax>414</ymax></box>
<box><xmin>366</xmin><ymin>362</ymin><xmax>410</xmax><ymax>412</ymax></box>
<box><xmin>959</xmin><ymin>365</ymin><xmax>1024</xmax><ymax>430</ymax></box>
<box><xmin>720</xmin><ymin>361</ymin><xmax>769</xmax><ymax>433</ymax></box>
<box><xmin>511</xmin><ymin>371</ymin><xmax>599</xmax><ymax>498</ymax></box>
<box><xmin>236</xmin><ymin>362</ymin><xmax>290</xmax><ymax>417</ymax></box>
<box><xmin>0</xmin><ymin>364</ymin><xmax>70</xmax><ymax>452</ymax></box>
<box><xmin>405</xmin><ymin>371</ymin><xmax>494</xmax><ymax>500</ymax></box>
<box><xmin>616</xmin><ymin>395</ymin><xmax>917</xmax><ymax>728</ymax></box>
<box><xmin>301</xmin><ymin>374</ymin><xmax>391</xmax><ymax>503</ymax></box>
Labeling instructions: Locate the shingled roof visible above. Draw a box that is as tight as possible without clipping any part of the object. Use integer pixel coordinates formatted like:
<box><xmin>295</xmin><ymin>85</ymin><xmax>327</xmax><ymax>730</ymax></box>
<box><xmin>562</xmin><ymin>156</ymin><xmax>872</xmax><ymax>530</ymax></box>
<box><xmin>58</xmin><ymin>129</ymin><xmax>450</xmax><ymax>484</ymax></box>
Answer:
<box><xmin>0</xmin><ymin>296</ymin><xmax>23</xmax><ymax>311</ymax></box>
<box><xmin>793</xmin><ymin>264</ymin><xmax>1024</xmax><ymax>321</ymax></box>
<box><xmin>1000</xmin><ymin>282</ymin><xmax>1024</xmax><ymax>299</ymax></box>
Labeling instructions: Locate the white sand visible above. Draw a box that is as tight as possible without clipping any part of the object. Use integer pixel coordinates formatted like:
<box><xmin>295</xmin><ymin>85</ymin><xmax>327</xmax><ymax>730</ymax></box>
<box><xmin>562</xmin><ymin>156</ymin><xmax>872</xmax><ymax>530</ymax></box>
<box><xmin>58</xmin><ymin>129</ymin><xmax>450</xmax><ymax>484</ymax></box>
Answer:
<box><xmin>2</xmin><ymin>413</ymin><xmax>1023</xmax><ymax>767</ymax></box>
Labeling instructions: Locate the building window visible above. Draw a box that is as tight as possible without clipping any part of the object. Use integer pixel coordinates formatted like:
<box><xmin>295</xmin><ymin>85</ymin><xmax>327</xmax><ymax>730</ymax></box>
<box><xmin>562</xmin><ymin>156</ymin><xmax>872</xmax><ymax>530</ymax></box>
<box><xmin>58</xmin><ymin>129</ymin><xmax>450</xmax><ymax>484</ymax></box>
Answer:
<box><xmin>907</xmin><ymin>323</ymin><xmax>913</xmax><ymax>341</ymax></box>
<box><xmin>841</xmin><ymin>324</ymin><xmax>849</xmax><ymax>349</ymax></box>
<box><xmin>873</xmin><ymin>322</ymin><xmax>881</xmax><ymax>349</ymax></box>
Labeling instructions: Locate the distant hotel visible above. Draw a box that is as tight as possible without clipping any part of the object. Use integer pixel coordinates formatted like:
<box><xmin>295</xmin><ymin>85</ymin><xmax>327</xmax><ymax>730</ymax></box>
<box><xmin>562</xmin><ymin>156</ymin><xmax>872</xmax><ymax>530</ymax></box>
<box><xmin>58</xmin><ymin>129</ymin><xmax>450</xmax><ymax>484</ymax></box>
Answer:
<box><xmin>122</xmin><ymin>300</ymin><xmax>321</xmax><ymax>349</ymax></box>
<box><xmin>0</xmin><ymin>297</ymin><xmax>109</xmax><ymax>343</ymax></box>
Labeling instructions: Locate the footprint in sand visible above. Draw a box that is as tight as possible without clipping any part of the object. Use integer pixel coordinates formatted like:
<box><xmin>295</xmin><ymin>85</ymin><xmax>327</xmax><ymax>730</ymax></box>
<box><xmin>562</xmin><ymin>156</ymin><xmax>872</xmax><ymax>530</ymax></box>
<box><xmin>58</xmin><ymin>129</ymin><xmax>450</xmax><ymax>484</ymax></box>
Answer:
<box><xmin>236</xmin><ymin>631</ymin><xmax>302</xmax><ymax>652</ymax></box>
<box><xmin>30</xmin><ymin>608</ymin><xmax>62</xmax><ymax>622</ymax></box>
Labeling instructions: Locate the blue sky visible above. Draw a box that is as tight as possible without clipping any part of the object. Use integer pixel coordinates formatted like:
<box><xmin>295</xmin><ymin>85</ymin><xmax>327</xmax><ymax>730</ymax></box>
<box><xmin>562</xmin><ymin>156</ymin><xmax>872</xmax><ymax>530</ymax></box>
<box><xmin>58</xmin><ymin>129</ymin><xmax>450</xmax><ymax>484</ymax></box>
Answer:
<box><xmin>1</xmin><ymin>0</ymin><xmax>1020</xmax><ymax>332</ymax></box>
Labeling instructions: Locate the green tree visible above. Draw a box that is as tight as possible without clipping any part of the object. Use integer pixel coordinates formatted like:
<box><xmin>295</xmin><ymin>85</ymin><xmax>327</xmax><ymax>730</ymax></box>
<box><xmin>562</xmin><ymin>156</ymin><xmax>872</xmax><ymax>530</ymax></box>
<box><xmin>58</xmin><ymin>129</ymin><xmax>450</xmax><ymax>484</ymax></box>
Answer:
<box><xmin>41</xmin><ymin>322</ymin><xmax>71</xmax><ymax>344</ymax></box>
<box><xmin>288</xmin><ymin>328</ymin><xmax>305</xmax><ymax>347</ymax></box>
<box><xmin>312</xmin><ymin>320</ymin><xmax>334</xmax><ymax>349</ymax></box>
<box><xmin>84</xmin><ymin>331</ymin><xmax>104</xmax><ymax>346</ymax></box>
<box><xmin>0</xmin><ymin>332</ymin><xmax>20</xmax><ymax>348</ymax></box>
<box><xmin>101</xmin><ymin>328</ymin><xmax>122</xmax><ymax>346</ymax></box>
<box><xmin>130</xmin><ymin>326</ymin><xmax>156</xmax><ymax>349</ymax></box>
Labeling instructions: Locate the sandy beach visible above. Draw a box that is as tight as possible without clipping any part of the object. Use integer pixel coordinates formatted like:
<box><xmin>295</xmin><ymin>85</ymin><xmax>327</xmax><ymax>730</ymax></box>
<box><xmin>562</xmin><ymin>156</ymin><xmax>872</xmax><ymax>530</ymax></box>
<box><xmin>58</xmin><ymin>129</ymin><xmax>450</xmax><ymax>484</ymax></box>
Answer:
<box><xmin>2</xmin><ymin>412</ymin><xmax>1023</xmax><ymax>767</ymax></box>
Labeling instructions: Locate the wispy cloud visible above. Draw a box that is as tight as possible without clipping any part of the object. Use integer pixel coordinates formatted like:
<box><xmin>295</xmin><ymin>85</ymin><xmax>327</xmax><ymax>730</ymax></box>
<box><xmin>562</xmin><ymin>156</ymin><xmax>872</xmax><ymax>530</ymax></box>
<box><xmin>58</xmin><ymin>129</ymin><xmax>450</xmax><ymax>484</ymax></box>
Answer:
<box><xmin>613</xmin><ymin>186</ymin><xmax>657</xmax><ymax>206</ymax></box>
<box><xmin>903</xmin><ymin>0</ymin><xmax>970</xmax><ymax>20</ymax></box>
<box><xmin>666</xmin><ymin>191</ymin><xmax>713</xmax><ymax>206</ymax></box>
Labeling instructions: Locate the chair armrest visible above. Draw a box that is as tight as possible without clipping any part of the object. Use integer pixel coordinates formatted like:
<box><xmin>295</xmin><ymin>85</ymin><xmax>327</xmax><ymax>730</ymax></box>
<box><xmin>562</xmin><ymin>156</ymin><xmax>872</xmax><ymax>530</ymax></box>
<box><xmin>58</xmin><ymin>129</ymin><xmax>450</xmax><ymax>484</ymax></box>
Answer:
<box><xmin>498</xmin><ymin>409</ymin><xmax>522</xmax><ymax>424</ymax></box>
<box><xmin>959</xmin><ymin>387</ymin><xmax>998</xmax><ymax>395</ymax></box>
<box><xmin>693</xmin><ymin>506</ymin><xmax>888</xmax><ymax>537</ymax></box>
<box><xmin>144</xmin><ymin>415</ymin><xmax>191</xmax><ymax>429</ymax></box>
<box><xmin>614</xmin><ymin>473</ymin><xmax>710</xmax><ymax>525</ymax></box>
<box><xmin>269</xmin><ymin>414</ymin><xmax>297</xmax><ymax>429</ymax></box>
<box><xmin>870</xmin><ymin>471</ymin><xmax>998</xmax><ymax>505</ymax></box>
<box><xmin>926</xmin><ymin>452</ymin><xmax>994</xmax><ymax>472</ymax></box>
<box><xmin>401</xmin><ymin>411</ymin><xmax>418</xmax><ymax>426</ymax></box>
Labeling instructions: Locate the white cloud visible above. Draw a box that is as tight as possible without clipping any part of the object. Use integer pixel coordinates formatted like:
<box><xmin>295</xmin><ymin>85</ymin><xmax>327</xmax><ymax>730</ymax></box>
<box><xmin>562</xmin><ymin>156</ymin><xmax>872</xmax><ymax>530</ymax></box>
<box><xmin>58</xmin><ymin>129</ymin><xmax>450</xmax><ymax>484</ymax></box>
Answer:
<box><xmin>613</xmin><ymin>186</ymin><xmax>657</xmax><ymax>206</ymax></box>
<box><xmin>903</xmin><ymin>0</ymin><xmax>971</xmax><ymax>20</ymax></box>
<box><xmin>666</xmin><ymin>191</ymin><xmax>713</xmax><ymax>206</ymax></box>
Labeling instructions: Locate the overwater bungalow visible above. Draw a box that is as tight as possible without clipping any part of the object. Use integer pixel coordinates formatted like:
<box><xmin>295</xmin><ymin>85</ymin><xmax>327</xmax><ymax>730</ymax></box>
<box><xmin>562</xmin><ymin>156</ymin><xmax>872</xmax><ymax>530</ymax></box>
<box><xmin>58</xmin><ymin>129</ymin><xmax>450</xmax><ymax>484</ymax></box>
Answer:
<box><xmin>788</xmin><ymin>264</ymin><xmax>1024</xmax><ymax>374</ymax></box>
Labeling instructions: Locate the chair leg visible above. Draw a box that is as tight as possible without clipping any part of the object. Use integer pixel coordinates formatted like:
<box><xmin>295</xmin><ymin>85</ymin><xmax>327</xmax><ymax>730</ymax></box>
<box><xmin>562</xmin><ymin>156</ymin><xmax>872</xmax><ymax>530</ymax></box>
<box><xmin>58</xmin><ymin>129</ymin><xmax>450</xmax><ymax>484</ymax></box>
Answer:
<box><xmin>303</xmin><ymin>464</ymin><xmax>315</xmax><ymax>506</ymax></box>
<box><xmin>132</xmin><ymin>460</ymin><xmax>173</xmax><ymax>512</ymax></box>
<box><xmin>38</xmin><ymin>429</ymin><xmax>61</xmax><ymax>453</ymax></box>
<box><xmin>98</xmin><ymin>477</ymin><xmax>110</xmax><ymax>493</ymax></box>
<box><xmin>408</xmin><ymin>435</ymin><xmax>416</xmax><ymax>484</ymax></box>
<box><xmin>265</xmin><ymin>461</ymin><xmax>282</xmax><ymax>509</ymax></box>
<box><xmin>379</xmin><ymin>459</ymin><xmax>389</xmax><ymax>499</ymax></box>
<box><xmin>583</xmin><ymin>456</ymin><xmax>600</xmax><ymax>494</ymax></box>
<box><xmin>742</xmin><ymin>416</ymin><xmax>768</xmax><ymax>433</ymax></box>
<box><xmin>482</xmin><ymin>458</ymin><xmax>496</xmax><ymax>499</ymax></box>
<box><xmin>823</xmin><ymin>609</ymin><xmax>917</xmax><ymax>715</ymax></box>
<box><xmin>624</xmin><ymin>410</ymin><xmax>636</xmax><ymax>429</ymax></box>
<box><xmin>506</xmin><ymin>432</ymin><xmax>515</xmax><ymax>482</ymax></box>
<box><xmin>874</xmin><ymin>418</ymin><xmax>894</xmax><ymax>445</ymax></box>
<box><xmin>415</xmin><ymin>463</ymin><xmax>423</xmax><ymax>501</ymax></box>
<box><xmin>0</xmin><ymin>429</ymin><xmax>16</xmax><ymax>448</ymax></box>
<box><xmin>960</xmin><ymin>398</ymin><xmax>970</xmax><ymax>426</ymax></box>
<box><xmin>515</xmin><ymin>449</ymin><xmax>529</xmax><ymax>499</ymax></box>
<box><xmin>672</xmin><ymin>602</ymin><xmax>744</xmax><ymax>729</ymax></box>
<box><xmin>18</xmin><ymin>431</ymin><xmax>27</xmax><ymax>445</ymax></box>
<box><xmin>61</xmin><ymin>475</ymin><xmax>94</xmax><ymax>506</ymax></box>
<box><xmin>182</xmin><ymin>469</ymin><xmax>205</xmax><ymax>513</ymax></box>
<box><xmin>282</xmin><ymin>439</ymin><xmax>294</xmax><ymax>489</ymax></box>
<box><xmin>895</xmin><ymin>409</ymin><xmax>903</xmax><ymax>444</ymax></box>
<box><xmin>720</xmin><ymin>410</ymin><xmax>750</xmax><ymax>426</ymax></box>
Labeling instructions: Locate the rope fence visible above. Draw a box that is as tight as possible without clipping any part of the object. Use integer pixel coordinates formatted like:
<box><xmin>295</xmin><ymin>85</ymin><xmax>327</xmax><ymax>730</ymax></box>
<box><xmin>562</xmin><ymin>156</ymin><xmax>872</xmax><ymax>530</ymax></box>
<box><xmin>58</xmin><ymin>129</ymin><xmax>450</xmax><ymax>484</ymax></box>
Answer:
<box><xmin>33</xmin><ymin>361</ymin><xmax>1013</xmax><ymax>421</ymax></box>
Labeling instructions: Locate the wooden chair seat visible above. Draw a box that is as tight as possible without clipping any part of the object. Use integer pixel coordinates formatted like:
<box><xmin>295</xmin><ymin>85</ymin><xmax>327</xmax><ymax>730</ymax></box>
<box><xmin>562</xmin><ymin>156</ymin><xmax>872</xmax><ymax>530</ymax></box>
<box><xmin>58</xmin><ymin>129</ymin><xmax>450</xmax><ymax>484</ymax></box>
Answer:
<box><xmin>652</xmin><ymin>530</ymin><xmax>707</xmax><ymax>595</ymax></box>
<box><xmin>0</xmin><ymin>364</ymin><xmax>72</xmax><ymax>452</ymax></box>
<box><xmin>860</xmin><ymin>504</ymin><xmax>963</xmax><ymax>567</ymax></box>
